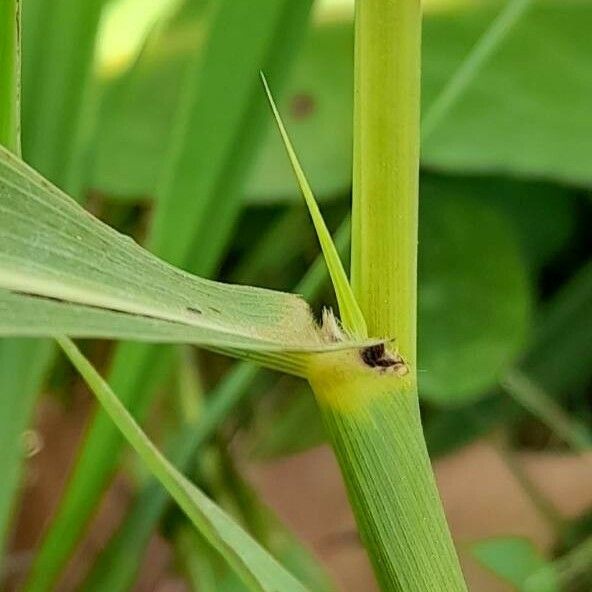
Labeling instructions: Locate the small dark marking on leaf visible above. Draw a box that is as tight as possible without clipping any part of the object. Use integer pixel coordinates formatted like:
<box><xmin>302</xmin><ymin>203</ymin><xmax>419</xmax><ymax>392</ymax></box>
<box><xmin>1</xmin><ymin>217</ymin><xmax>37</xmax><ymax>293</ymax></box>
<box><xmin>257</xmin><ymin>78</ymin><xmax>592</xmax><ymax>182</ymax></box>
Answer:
<box><xmin>186</xmin><ymin>306</ymin><xmax>202</xmax><ymax>315</ymax></box>
<box><xmin>209</xmin><ymin>306</ymin><xmax>222</xmax><ymax>314</ymax></box>
<box><xmin>11</xmin><ymin>290</ymin><xmax>67</xmax><ymax>305</ymax></box>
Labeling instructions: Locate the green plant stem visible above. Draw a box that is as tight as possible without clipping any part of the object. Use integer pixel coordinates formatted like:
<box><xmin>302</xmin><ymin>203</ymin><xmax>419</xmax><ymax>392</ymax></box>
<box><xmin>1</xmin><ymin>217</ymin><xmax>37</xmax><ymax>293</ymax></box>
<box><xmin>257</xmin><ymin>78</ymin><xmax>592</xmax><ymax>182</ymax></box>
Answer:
<box><xmin>502</xmin><ymin>369</ymin><xmax>592</xmax><ymax>453</ymax></box>
<box><xmin>350</xmin><ymin>0</ymin><xmax>420</xmax><ymax>363</ymax></box>
<box><xmin>308</xmin><ymin>2</ymin><xmax>466</xmax><ymax>591</ymax></box>
<box><xmin>309</xmin><ymin>355</ymin><xmax>466</xmax><ymax>591</ymax></box>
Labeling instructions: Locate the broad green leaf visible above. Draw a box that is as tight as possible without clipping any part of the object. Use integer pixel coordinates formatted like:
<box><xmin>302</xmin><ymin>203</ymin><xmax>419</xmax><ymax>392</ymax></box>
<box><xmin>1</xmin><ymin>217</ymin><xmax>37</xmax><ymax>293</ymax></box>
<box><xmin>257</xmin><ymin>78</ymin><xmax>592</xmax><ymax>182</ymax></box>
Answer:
<box><xmin>0</xmin><ymin>147</ymin><xmax>376</xmax><ymax>370</ymax></box>
<box><xmin>418</xmin><ymin>187</ymin><xmax>531</xmax><ymax>404</ymax></box>
<box><xmin>56</xmin><ymin>336</ymin><xmax>310</xmax><ymax>592</ymax></box>
<box><xmin>91</xmin><ymin>15</ymin><xmax>354</xmax><ymax>202</ymax></box>
<box><xmin>246</xmin><ymin>20</ymin><xmax>353</xmax><ymax>203</ymax></box>
<box><xmin>474</xmin><ymin>178</ymin><xmax>576</xmax><ymax>270</ymax></box>
<box><xmin>90</xmin><ymin>1</ymin><xmax>592</xmax><ymax>203</ymax></box>
<box><xmin>425</xmin><ymin>260</ymin><xmax>592</xmax><ymax>454</ymax></box>
<box><xmin>472</xmin><ymin>537</ymin><xmax>558</xmax><ymax>592</ymax></box>
<box><xmin>421</xmin><ymin>0</ymin><xmax>533</xmax><ymax>140</ymax></box>
<box><xmin>419</xmin><ymin>173</ymin><xmax>577</xmax><ymax>272</ymax></box>
<box><xmin>422</xmin><ymin>0</ymin><xmax>592</xmax><ymax>186</ymax></box>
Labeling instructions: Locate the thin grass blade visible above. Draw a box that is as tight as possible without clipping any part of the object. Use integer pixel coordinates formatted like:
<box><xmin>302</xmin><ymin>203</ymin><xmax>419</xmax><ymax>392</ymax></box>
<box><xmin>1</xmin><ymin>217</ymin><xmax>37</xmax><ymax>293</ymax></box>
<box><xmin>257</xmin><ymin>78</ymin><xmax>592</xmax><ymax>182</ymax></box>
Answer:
<box><xmin>56</xmin><ymin>336</ymin><xmax>310</xmax><ymax>592</ymax></box>
<box><xmin>261</xmin><ymin>74</ymin><xmax>367</xmax><ymax>339</ymax></box>
<box><xmin>422</xmin><ymin>0</ymin><xmax>533</xmax><ymax>141</ymax></box>
<box><xmin>0</xmin><ymin>0</ymin><xmax>20</xmax><ymax>154</ymax></box>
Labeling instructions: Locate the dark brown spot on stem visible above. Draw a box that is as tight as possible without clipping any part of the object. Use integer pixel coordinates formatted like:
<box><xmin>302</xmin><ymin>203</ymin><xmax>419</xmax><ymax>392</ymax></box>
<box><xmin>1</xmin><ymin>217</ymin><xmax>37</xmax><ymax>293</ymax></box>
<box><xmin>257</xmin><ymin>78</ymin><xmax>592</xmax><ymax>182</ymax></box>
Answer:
<box><xmin>361</xmin><ymin>343</ymin><xmax>409</xmax><ymax>375</ymax></box>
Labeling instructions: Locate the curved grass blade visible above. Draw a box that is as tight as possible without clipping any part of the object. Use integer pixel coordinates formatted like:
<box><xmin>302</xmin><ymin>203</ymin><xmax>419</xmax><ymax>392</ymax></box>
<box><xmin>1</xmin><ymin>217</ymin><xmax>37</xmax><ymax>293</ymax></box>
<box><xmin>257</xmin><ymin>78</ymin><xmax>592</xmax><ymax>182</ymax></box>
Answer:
<box><xmin>261</xmin><ymin>74</ymin><xmax>367</xmax><ymax>339</ymax></box>
<box><xmin>0</xmin><ymin>289</ymin><xmax>317</xmax><ymax>378</ymax></box>
<box><xmin>56</xmin><ymin>336</ymin><xmax>310</xmax><ymax>592</ymax></box>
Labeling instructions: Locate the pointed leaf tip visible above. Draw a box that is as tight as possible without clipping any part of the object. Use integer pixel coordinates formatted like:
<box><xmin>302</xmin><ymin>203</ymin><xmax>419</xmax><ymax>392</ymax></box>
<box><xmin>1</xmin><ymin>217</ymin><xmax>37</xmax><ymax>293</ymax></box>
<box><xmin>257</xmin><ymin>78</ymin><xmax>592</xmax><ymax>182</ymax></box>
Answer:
<box><xmin>261</xmin><ymin>74</ymin><xmax>367</xmax><ymax>338</ymax></box>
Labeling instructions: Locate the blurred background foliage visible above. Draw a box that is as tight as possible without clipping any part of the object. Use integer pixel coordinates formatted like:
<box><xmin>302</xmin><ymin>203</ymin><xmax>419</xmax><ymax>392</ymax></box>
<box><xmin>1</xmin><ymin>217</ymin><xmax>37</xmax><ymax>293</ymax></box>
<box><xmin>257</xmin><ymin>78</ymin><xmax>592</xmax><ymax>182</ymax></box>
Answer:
<box><xmin>1</xmin><ymin>0</ymin><xmax>591</xmax><ymax>590</ymax></box>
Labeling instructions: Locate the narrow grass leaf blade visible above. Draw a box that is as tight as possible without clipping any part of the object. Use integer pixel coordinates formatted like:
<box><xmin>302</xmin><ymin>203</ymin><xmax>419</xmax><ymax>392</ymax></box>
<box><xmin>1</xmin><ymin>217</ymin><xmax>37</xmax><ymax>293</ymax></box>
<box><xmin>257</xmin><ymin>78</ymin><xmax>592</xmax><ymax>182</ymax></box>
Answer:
<box><xmin>56</xmin><ymin>337</ymin><xmax>310</xmax><ymax>592</ymax></box>
<box><xmin>261</xmin><ymin>74</ymin><xmax>367</xmax><ymax>339</ymax></box>
<box><xmin>0</xmin><ymin>147</ymin><xmax>339</xmax><ymax>354</ymax></box>
<box><xmin>83</xmin><ymin>362</ymin><xmax>260</xmax><ymax>592</ymax></box>
<box><xmin>0</xmin><ymin>289</ymin><xmax>309</xmax><ymax>354</ymax></box>
<box><xmin>0</xmin><ymin>0</ymin><xmax>20</xmax><ymax>154</ymax></box>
